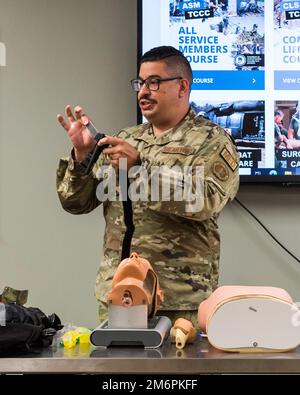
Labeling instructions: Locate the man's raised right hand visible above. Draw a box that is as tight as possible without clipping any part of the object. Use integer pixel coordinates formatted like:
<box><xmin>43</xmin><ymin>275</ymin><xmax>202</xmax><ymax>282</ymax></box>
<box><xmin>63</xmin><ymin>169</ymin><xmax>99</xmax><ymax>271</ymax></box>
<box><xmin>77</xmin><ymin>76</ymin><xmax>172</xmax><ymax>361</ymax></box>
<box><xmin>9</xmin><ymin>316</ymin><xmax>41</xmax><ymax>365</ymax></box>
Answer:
<box><xmin>57</xmin><ymin>105</ymin><xmax>96</xmax><ymax>161</ymax></box>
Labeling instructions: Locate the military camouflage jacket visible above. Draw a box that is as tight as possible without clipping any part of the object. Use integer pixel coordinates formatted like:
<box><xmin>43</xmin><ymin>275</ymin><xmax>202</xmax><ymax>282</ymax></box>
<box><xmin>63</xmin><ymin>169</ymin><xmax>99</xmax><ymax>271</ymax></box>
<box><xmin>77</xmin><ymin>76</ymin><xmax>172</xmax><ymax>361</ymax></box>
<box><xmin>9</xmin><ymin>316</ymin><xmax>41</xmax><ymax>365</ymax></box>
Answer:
<box><xmin>57</xmin><ymin>109</ymin><xmax>239</xmax><ymax>311</ymax></box>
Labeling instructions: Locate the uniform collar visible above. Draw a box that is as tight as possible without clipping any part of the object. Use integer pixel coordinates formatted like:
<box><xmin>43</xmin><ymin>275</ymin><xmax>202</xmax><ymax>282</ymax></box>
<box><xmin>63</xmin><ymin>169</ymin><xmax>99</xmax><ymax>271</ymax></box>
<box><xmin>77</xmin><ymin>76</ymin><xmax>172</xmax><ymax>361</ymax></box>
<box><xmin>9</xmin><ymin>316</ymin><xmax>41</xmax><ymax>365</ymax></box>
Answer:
<box><xmin>136</xmin><ymin>108</ymin><xmax>196</xmax><ymax>146</ymax></box>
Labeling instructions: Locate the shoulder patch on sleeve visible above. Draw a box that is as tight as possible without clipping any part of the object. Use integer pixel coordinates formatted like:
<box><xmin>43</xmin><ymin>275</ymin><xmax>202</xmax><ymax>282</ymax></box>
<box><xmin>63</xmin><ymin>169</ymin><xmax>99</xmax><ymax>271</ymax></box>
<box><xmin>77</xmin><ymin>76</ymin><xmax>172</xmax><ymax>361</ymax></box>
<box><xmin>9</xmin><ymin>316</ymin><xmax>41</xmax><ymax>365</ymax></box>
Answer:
<box><xmin>220</xmin><ymin>147</ymin><xmax>238</xmax><ymax>171</ymax></box>
<box><xmin>212</xmin><ymin>161</ymin><xmax>229</xmax><ymax>181</ymax></box>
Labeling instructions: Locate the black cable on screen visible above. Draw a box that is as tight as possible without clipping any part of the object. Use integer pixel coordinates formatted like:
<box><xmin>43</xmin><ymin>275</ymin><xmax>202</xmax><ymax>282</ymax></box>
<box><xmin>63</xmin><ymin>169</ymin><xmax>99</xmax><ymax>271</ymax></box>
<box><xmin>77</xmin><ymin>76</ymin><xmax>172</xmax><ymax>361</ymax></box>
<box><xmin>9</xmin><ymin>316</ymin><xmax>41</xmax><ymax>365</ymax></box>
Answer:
<box><xmin>234</xmin><ymin>197</ymin><xmax>300</xmax><ymax>265</ymax></box>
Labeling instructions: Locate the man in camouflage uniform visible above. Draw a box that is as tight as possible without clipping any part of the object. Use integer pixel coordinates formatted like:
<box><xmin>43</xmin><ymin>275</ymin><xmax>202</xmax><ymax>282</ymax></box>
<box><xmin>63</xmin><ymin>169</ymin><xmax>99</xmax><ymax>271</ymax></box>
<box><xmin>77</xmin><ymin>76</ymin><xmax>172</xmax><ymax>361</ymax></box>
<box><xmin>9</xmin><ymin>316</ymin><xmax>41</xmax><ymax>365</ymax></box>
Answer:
<box><xmin>56</xmin><ymin>46</ymin><xmax>239</xmax><ymax>326</ymax></box>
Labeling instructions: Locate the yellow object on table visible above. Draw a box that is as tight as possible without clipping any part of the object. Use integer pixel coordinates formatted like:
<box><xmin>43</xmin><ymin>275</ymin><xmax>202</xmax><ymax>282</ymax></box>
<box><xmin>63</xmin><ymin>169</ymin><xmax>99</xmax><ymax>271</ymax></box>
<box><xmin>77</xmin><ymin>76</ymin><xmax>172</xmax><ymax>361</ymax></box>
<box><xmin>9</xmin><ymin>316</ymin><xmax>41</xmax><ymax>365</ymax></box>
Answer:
<box><xmin>59</xmin><ymin>327</ymin><xmax>92</xmax><ymax>348</ymax></box>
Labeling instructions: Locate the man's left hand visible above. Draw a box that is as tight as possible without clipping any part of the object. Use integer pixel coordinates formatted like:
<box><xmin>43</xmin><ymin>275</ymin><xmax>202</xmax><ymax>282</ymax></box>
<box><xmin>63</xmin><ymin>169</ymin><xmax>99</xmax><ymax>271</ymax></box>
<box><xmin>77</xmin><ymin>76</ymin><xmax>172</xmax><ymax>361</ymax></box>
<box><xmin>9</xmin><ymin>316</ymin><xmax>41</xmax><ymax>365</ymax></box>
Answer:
<box><xmin>99</xmin><ymin>136</ymin><xmax>140</xmax><ymax>170</ymax></box>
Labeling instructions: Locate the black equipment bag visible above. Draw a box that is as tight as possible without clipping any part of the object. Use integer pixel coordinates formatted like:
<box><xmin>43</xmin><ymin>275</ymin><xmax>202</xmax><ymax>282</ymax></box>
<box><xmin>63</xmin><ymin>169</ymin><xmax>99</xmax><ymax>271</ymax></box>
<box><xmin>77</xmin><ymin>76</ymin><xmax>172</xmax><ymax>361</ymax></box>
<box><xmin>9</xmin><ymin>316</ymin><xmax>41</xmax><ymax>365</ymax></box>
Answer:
<box><xmin>0</xmin><ymin>303</ymin><xmax>62</xmax><ymax>354</ymax></box>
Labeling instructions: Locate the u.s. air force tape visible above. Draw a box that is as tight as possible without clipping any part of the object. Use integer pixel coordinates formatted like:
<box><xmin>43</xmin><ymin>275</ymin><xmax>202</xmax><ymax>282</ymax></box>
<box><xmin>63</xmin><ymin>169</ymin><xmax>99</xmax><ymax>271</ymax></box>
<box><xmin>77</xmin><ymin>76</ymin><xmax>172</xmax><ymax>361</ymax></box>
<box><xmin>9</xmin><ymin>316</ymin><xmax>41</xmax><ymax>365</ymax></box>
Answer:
<box><xmin>220</xmin><ymin>148</ymin><xmax>238</xmax><ymax>171</ymax></box>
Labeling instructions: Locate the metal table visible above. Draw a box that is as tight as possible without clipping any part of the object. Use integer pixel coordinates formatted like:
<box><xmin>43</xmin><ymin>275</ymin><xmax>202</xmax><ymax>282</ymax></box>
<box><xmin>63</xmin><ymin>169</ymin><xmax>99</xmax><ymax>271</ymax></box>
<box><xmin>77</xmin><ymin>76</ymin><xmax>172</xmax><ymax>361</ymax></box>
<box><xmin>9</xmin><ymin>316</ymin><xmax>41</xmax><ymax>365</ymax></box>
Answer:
<box><xmin>1</xmin><ymin>335</ymin><xmax>300</xmax><ymax>374</ymax></box>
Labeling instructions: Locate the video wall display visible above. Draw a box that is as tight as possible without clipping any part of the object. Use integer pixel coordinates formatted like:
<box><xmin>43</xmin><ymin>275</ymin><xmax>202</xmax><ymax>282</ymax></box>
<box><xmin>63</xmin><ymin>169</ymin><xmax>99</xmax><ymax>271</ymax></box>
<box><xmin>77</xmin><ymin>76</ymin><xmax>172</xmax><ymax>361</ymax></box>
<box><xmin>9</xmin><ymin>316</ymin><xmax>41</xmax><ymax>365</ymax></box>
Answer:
<box><xmin>140</xmin><ymin>0</ymin><xmax>300</xmax><ymax>181</ymax></box>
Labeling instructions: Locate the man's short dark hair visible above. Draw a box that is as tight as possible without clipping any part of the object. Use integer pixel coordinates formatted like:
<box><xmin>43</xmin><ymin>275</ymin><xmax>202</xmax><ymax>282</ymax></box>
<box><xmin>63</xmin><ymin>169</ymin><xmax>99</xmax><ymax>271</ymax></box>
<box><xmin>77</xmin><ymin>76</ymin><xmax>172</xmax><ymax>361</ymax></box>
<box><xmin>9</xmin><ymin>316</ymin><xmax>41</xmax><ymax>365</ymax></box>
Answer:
<box><xmin>140</xmin><ymin>46</ymin><xmax>193</xmax><ymax>86</ymax></box>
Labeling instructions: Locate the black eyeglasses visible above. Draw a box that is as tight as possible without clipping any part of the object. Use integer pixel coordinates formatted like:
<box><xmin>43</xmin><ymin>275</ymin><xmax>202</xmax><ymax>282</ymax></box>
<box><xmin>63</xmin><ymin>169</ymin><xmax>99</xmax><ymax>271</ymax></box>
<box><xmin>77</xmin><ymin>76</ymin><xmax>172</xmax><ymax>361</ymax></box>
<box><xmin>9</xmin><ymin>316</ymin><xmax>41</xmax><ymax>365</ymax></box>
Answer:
<box><xmin>130</xmin><ymin>77</ymin><xmax>182</xmax><ymax>92</ymax></box>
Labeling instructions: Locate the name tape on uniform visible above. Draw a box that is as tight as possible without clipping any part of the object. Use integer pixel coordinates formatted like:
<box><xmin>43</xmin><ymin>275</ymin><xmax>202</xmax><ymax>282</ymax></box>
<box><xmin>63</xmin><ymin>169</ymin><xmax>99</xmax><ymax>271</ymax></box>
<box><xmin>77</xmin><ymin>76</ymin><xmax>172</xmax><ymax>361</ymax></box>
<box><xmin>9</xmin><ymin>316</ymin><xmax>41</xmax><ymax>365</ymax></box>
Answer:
<box><xmin>161</xmin><ymin>146</ymin><xmax>194</xmax><ymax>155</ymax></box>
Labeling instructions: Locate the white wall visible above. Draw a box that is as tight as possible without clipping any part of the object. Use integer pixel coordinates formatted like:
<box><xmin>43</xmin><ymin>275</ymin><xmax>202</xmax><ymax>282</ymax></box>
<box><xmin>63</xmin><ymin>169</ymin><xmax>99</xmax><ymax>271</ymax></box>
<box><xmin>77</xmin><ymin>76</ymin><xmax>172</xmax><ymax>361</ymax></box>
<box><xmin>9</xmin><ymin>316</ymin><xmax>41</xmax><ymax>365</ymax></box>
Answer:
<box><xmin>0</xmin><ymin>0</ymin><xmax>300</xmax><ymax>328</ymax></box>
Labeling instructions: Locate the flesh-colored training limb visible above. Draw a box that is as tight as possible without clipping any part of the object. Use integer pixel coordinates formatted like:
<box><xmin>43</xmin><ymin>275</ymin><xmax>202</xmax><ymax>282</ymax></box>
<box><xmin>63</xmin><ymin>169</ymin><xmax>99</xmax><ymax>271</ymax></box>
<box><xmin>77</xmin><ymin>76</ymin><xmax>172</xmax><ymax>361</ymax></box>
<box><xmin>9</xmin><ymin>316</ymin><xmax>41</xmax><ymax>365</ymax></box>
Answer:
<box><xmin>170</xmin><ymin>318</ymin><xmax>197</xmax><ymax>349</ymax></box>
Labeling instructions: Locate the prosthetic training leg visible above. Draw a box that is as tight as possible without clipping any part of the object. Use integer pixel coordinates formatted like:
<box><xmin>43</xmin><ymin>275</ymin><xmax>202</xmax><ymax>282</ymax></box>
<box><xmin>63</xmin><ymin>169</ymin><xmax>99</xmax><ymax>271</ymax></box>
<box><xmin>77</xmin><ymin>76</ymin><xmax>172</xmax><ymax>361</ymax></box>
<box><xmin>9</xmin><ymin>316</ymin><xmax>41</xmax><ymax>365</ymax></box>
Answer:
<box><xmin>90</xmin><ymin>253</ymin><xmax>172</xmax><ymax>348</ymax></box>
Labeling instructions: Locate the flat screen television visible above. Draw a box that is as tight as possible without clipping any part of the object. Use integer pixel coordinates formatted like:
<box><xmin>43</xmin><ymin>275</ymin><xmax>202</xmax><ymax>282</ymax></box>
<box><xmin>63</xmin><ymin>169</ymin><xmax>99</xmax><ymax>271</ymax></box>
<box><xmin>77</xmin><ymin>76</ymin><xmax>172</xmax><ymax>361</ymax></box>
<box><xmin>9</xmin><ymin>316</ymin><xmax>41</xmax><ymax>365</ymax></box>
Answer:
<box><xmin>137</xmin><ymin>0</ymin><xmax>300</xmax><ymax>183</ymax></box>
